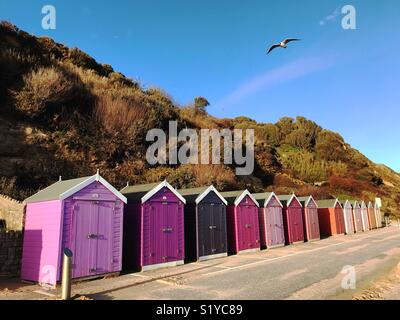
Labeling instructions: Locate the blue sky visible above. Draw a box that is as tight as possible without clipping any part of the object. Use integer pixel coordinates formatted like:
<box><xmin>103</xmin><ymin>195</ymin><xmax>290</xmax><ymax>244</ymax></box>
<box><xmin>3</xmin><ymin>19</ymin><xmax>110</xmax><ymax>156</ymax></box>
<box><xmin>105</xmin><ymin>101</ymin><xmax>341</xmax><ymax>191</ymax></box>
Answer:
<box><xmin>1</xmin><ymin>0</ymin><xmax>399</xmax><ymax>171</ymax></box>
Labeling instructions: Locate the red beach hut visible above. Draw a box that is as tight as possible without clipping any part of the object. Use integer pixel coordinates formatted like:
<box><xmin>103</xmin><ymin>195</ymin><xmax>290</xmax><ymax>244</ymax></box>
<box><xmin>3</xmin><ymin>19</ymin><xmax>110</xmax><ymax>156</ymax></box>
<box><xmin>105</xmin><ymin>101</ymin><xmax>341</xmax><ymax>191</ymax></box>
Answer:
<box><xmin>298</xmin><ymin>196</ymin><xmax>320</xmax><ymax>242</ymax></box>
<box><xmin>21</xmin><ymin>173</ymin><xmax>127</xmax><ymax>286</ymax></box>
<box><xmin>277</xmin><ymin>194</ymin><xmax>304</xmax><ymax>245</ymax></box>
<box><xmin>316</xmin><ymin>199</ymin><xmax>345</xmax><ymax>237</ymax></box>
<box><xmin>220</xmin><ymin>190</ymin><xmax>260</xmax><ymax>254</ymax></box>
<box><xmin>253</xmin><ymin>192</ymin><xmax>285</xmax><ymax>249</ymax></box>
<box><xmin>121</xmin><ymin>180</ymin><xmax>186</xmax><ymax>271</ymax></box>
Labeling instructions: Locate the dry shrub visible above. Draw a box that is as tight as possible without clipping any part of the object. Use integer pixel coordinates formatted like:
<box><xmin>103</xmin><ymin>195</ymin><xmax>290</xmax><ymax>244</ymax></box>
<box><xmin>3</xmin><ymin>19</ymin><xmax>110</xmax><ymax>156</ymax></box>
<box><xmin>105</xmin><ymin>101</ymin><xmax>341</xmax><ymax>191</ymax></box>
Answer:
<box><xmin>94</xmin><ymin>94</ymin><xmax>147</xmax><ymax>133</ymax></box>
<box><xmin>14</xmin><ymin>66</ymin><xmax>84</xmax><ymax>117</ymax></box>
<box><xmin>328</xmin><ymin>175</ymin><xmax>374</xmax><ymax>194</ymax></box>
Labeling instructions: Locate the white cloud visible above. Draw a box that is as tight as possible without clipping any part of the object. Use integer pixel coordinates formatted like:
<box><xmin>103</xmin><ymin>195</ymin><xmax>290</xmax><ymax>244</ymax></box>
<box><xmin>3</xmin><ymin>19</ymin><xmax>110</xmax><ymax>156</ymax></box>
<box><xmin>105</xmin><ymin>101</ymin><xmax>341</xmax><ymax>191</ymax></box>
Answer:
<box><xmin>319</xmin><ymin>7</ymin><xmax>341</xmax><ymax>26</ymax></box>
<box><xmin>215</xmin><ymin>55</ymin><xmax>336</xmax><ymax>110</ymax></box>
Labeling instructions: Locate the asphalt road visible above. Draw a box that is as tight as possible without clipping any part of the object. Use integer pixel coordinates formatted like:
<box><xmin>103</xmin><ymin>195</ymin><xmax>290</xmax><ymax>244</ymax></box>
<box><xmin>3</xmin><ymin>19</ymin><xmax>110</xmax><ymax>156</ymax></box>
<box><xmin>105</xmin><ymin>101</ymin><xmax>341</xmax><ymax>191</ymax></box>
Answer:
<box><xmin>1</xmin><ymin>226</ymin><xmax>399</xmax><ymax>300</ymax></box>
<box><xmin>89</xmin><ymin>226</ymin><xmax>400</xmax><ymax>300</ymax></box>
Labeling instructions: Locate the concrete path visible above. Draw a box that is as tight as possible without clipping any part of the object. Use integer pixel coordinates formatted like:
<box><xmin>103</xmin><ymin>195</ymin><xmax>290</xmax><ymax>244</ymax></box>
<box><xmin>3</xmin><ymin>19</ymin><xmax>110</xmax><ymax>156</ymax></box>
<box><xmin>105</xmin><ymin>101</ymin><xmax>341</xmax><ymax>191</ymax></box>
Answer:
<box><xmin>1</xmin><ymin>226</ymin><xmax>399</xmax><ymax>300</ymax></box>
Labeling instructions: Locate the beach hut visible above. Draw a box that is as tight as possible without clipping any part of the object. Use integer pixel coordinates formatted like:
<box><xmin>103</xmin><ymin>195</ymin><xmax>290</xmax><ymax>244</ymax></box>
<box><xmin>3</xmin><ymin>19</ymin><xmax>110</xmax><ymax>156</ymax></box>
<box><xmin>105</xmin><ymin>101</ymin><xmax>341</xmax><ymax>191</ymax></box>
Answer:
<box><xmin>349</xmin><ymin>200</ymin><xmax>363</xmax><ymax>232</ymax></box>
<box><xmin>359</xmin><ymin>201</ymin><xmax>370</xmax><ymax>231</ymax></box>
<box><xmin>178</xmin><ymin>186</ymin><xmax>228</xmax><ymax>262</ymax></box>
<box><xmin>374</xmin><ymin>202</ymin><xmax>382</xmax><ymax>228</ymax></box>
<box><xmin>121</xmin><ymin>181</ymin><xmax>186</xmax><ymax>271</ymax></box>
<box><xmin>277</xmin><ymin>194</ymin><xmax>304</xmax><ymax>245</ymax></box>
<box><xmin>368</xmin><ymin>202</ymin><xmax>378</xmax><ymax>229</ymax></box>
<box><xmin>298</xmin><ymin>196</ymin><xmax>320</xmax><ymax>242</ymax></box>
<box><xmin>21</xmin><ymin>173</ymin><xmax>127</xmax><ymax>286</ymax></box>
<box><xmin>316</xmin><ymin>199</ymin><xmax>345</xmax><ymax>237</ymax></box>
<box><xmin>252</xmin><ymin>192</ymin><xmax>285</xmax><ymax>249</ymax></box>
<box><xmin>219</xmin><ymin>190</ymin><xmax>260</xmax><ymax>254</ymax></box>
<box><xmin>340</xmin><ymin>200</ymin><xmax>355</xmax><ymax>235</ymax></box>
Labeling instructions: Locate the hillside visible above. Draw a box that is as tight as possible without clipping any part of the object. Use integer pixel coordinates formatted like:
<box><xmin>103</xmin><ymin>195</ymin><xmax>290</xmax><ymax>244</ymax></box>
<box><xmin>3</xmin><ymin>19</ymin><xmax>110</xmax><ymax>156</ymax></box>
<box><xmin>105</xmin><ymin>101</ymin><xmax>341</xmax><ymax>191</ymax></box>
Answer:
<box><xmin>0</xmin><ymin>21</ymin><xmax>399</xmax><ymax>217</ymax></box>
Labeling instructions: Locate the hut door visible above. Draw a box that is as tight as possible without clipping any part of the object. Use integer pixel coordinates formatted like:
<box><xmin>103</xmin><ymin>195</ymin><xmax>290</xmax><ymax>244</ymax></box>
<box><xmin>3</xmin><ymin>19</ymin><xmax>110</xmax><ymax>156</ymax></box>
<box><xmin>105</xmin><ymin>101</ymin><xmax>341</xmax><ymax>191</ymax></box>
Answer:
<box><xmin>210</xmin><ymin>203</ymin><xmax>226</xmax><ymax>256</ymax></box>
<box><xmin>72</xmin><ymin>200</ymin><xmax>113</xmax><ymax>278</ymax></box>
<box><xmin>199</xmin><ymin>203</ymin><xmax>213</xmax><ymax>257</ymax></box>
<box><xmin>162</xmin><ymin>202</ymin><xmax>180</xmax><ymax>263</ymax></box>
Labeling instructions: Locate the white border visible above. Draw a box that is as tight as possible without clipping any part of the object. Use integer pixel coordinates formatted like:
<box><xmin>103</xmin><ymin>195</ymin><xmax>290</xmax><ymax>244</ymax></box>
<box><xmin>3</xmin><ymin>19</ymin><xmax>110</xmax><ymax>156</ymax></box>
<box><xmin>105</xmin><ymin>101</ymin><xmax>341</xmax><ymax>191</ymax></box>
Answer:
<box><xmin>59</xmin><ymin>173</ymin><xmax>127</xmax><ymax>203</ymax></box>
<box><xmin>234</xmin><ymin>190</ymin><xmax>260</xmax><ymax>207</ymax></box>
<box><xmin>195</xmin><ymin>185</ymin><xmax>228</xmax><ymax>206</ymax></box>
<box><xmin>141</xmin><ymin>180</ymin><xmax>186</xmax><ymax>204</ymax></box>
<box><xmin>263</xmin><ymin>192</ymin><xmax>283</xmax><ymax>208</ymax></box>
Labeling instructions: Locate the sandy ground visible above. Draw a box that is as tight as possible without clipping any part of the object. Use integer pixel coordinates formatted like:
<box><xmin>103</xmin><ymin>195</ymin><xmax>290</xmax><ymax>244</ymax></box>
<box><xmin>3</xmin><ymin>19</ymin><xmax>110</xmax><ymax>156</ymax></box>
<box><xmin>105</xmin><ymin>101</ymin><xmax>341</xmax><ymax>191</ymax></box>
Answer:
<box><xmin>1</xmin><ymin>226</ymin><xmax>400</xmax><ymax>300</ymax></box>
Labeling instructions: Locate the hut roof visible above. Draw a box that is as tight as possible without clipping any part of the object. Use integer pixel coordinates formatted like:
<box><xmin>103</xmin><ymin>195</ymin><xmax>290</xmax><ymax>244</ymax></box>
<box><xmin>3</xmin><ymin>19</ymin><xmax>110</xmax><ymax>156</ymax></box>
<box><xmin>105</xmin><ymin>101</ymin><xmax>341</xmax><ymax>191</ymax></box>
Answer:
<box><xmin>252</xmin><ymin>192</ymin><xmax>282</xmax><ymax>207</ymax></box>
<box><xmin>277</xmin><ymin>194</ymin><xmax>301</xmax><ymax>207</ymax></box>
<box><xmin>25</xmin><ymin>174</ymin><xmax>127</xmax><ymax>204</ymax></box>
<box><xmin>317</xmin><ymin>199</ymin><xmax>341</xmax><ymax>208</ymax></box>
<box><xmin>297</xmin><ymin>196</ymin><xmax>318</xmax><ymax>207</ymax></box>
<box><xmin>120</xmin><ymin>180</ymin><xmax>186</xmax><ymax>204</ymax></box>
<box><xmin>178</xmin><ymin>185</ymin><xmax>227</xmax><ymax>205</ymax></box>
<box><xmin>219</xmin><ymin>190</ymin><xmax>259</xmax><ymax>207</ymax></box>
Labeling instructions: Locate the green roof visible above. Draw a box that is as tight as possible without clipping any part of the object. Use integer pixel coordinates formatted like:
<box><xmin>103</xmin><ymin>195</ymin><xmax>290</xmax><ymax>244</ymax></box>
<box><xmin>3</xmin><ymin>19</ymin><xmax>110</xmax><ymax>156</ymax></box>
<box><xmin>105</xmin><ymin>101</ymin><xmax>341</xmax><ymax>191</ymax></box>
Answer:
<box><xmin>252</xmin><ymin>192</ymin><xmax>274</xmax><ymax>207</ymax></box>
<box><xmin>219</xmin><ymin>190</ymin><xmax>246</xmax><ymax>205</ymax></box>
<box><xmin>297</xmin><ymin>196</ymin><xmax>311</xmax><ymax>206</ymax></box>
<box><xmin>178</xmin><ymin>186</ymin><xmax>211</xmax><ymax>203</ymax></box>
<box><xmin>277</xmin><ymin>194</ymin><xmax>294</xmax><ymax>206</ymax></box>
<box><xmin>120</xmin><ymin>182</ymin><xmax>161</xmax><ymax>202</ymax></box>
<box><xmin>25</xmin><ymin>176</ymin><xmax>92</xmax><ymax>203</ymax></box>
<box><xmin>316</xmin><ymin>199</ymin><xmax>338</xmax><ymax>208</ymax></box>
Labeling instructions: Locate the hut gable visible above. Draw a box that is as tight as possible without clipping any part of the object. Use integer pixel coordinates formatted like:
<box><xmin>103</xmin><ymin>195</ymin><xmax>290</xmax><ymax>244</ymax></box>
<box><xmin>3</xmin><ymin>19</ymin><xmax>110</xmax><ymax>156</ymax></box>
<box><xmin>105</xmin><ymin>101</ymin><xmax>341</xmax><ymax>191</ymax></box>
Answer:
<box><xmin>252</xmin><ymin>192</ymin><xmax>283</xmax><ymax>208</ymax></box>
<box><xmin>220</xmin><ymin>190</ymin><xmax>259</xmax><ymax>207</ymax></box>
<box><xmin>179</xmin><ymin>185</ymin><xmax>227</xmax><ymax>205</ymax></box>
<box><xmin>298</xmin><ymin>196</ymin><xmax>318</xmax><ymax>208</ymax></box>
<box><xmin>121</xmin><ymin>180</ymin><xmax>185</xmax><ymax>204</ymax></box>
<box><xmin>277</xmin><ymin>194</ymin><xmax>302</xmax><ymax>208</ymax></box>
<box><xmin>25</xmin><ymin>173</ymin><xmax>127</xmax><ymax>204</ymax></box>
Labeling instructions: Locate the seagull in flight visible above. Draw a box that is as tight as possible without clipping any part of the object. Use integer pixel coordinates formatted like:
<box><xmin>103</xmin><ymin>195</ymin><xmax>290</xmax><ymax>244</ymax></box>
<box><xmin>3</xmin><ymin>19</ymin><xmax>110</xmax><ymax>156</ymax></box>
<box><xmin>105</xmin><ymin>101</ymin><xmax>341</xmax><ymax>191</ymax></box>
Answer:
<box><xmin>267</xmin><ymin>38</ymin><xmax>301</xmax><ymax>54</ymax></box>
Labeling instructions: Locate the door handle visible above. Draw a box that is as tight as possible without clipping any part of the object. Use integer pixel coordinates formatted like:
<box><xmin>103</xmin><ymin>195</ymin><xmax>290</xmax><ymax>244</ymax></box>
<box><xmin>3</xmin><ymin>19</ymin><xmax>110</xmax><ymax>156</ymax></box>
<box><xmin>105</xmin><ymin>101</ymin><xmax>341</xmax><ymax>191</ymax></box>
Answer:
<box><xmin>162</xmin><ymin>228</ymin><xmax>173</xmax><ymax>232</ymax></box>
<box><xmin>89</xmin><ymin>268</ymin><xmax>97</xmax><ymax>273</ymax></box>
<box><xmin>87</xmin><ymin>233</ymin><xmax>97</xmax><ymax>239</ymax></box>
<box><xmin>209</xmin><ymin>226</ymin><xmax>217</xmax><ymax>230</ymax></box>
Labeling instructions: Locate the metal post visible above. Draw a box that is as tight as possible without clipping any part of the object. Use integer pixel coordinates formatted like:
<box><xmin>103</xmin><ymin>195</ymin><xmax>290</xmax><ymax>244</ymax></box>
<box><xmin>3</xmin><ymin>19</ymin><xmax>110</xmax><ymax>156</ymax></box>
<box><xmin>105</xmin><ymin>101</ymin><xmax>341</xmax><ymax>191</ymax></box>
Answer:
<box><xmin>61</xmin><ymin>248</ymin><xmax>73</xmax><ymax>300</ymax></box>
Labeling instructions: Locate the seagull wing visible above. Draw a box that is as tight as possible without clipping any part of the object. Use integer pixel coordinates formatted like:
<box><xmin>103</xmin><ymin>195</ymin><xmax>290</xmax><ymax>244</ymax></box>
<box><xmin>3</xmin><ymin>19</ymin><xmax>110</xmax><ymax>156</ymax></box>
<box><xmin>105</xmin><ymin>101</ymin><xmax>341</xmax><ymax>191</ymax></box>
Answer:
<box><xmin>282</xmin><ymin>38</ymin><xmax>301</xmax><ymax>45</ymax></box>
<box><xmin>267</xmin><ymin>44</ymin><xmax>280</xmax><ymax>54</ymax></box>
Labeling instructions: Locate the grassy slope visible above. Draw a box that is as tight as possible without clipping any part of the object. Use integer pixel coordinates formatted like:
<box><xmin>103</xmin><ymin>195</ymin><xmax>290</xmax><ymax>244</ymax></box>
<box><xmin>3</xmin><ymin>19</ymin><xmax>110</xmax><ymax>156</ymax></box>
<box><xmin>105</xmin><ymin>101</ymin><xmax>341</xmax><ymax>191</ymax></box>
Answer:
<box><xmin>0</xmin><ymin>22</ymin><xmax>399</xmax><ymax>216</ymax></box>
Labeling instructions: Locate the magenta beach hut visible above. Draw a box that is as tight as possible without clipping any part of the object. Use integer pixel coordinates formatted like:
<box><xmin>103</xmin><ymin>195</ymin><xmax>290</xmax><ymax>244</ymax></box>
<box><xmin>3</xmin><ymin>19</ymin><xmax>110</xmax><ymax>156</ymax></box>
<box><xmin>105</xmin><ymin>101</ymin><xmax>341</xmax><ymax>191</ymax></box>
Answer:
<box><xmin>220</xmin><ymin>190</ymin><xmax>260</xmax><ymax>254</ymax></box>
<box><xmin>252</xmin><ymin>192</ymin><xmax>285</xmax><ymax>249</ymax></box>
<box><xmin>21</xmin><ymin>173</ymin><xmax>127</xmax><ymax>286</ymax></box>
<box><xmin>121</xmin><ymin>181</ymin><xmax>186</xmax><ymax>271</ymax></box>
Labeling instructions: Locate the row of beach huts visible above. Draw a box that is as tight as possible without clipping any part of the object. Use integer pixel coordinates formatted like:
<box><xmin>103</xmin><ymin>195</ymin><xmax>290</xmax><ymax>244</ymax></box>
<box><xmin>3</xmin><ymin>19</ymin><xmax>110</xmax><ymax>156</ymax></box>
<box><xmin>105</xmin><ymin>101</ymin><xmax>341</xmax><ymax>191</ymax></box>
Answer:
<box><xmin>20</xmin><ymin>173</ymin><xmax>383</xmax><ymax>286</ymax></box>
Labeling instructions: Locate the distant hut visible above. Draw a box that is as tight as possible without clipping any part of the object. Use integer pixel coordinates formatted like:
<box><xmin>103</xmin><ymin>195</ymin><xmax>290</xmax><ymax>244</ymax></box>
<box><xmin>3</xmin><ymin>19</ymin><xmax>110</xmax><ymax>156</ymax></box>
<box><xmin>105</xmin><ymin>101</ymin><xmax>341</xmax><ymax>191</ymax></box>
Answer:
<box><xmin>252</xmin><ymin>192</ymin><xmax>285</xmax><ymax>249</ymax></box>
<box><xmin>297</xmin><ymin>196</ymin><xmax>320</xmax><ymax>242</ymax></box>
<box><xmin>340</xmin><ymin>200</ymin><xmax>355</xmax><ymax>235</ymax></box>
<box><xmin>316</xmin><ymin>199</ymin><xmax>345</xmax><ymax>237</ymax></box>
<box><xmin>349</xmin><ymin>200</ymin><xmax>363</xmax><ymax>232</ymax></box>
<box><xmin>277</xmin><ymin>194</ymin><xmax>304</xmax><ymax>245</ymax></box>
<box><xmin>179</xmin><ymin>186</ymin><xmax>228</xmax><ymax>262</ymax></box>
<box><xmin>359</xmin><ymin>201</ymin><xmax>370</xmax><ymax>231</ymax></box>
<box><xmin>219</xmin><ymin>190</ymin><xmax>260</xmax><ymax>254</ymax></box>
<box><xmin>367</xmin><ymin>201</ymin><xmax>378</xmax><ymax>229</ymax></box>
